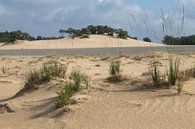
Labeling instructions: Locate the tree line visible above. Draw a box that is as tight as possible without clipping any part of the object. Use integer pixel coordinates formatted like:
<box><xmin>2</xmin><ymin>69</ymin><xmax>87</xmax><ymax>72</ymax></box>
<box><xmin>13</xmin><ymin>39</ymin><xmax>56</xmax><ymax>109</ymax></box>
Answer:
<box><xmin>59</xmin><ymin>25</ymin><xmax>136</xmax><ymax>39</ymax></box>
<box><xmin>162</xmin><ymin>35</ymin><xmax>195</xmax><ymax>45</ymax></box>
<box><xmin>0</xmin><ymin>30</ymin><xmax>63</xmax><ymax>44</ymax></box>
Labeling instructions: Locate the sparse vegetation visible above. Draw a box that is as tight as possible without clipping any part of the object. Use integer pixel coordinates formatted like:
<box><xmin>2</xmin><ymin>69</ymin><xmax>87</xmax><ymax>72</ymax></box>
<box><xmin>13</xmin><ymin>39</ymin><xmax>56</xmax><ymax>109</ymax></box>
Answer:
<box><xmin>56</xmin><ymin>82</ymin><xmax>74</xmax><ymax>108</ymax></box>
<box><xmin>148</xmin><ymin>61</ymin><xmax>163</xmax><ymax>87</ymax></box>
<box><xmin>69</xmin><ymin>70</ymin><xmax>90</xmax><ymax>91</ymax></box>
<box><xmin>109</xmin><ymin>60</ymin><xmax>120</xmax><ymax>75</ymax></box>
<box><xmin>25</xmin><ymin>61</ymin><xmax>67</xmax><ymax>89</ymax></box>
<box><xmin>1</xmin><ymin>67</ymin><xmax>7</xmax><ymax>74</ymax></box>
<box><xmin>108</xmin><ymin>60</ymin><xmax>122</xmax><ymax>82</ymax></box>
<box><xmin>56</xmin><ymin>69</ymin><xmax>90</xmax><ymax>108</ymax></box>
<box><xmin>167</xmin><ymin>55</ymin><xmax>181</xmax><ymax>86</ymax></box>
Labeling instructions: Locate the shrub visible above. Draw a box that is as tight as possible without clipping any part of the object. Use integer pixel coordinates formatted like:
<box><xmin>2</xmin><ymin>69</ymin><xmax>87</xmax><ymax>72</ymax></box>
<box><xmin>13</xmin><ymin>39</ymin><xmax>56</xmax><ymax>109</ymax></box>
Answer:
<box><xmin>167</xmin><ymin>56</ymin><xmax>181</xmax><ymax>86</ymax></box>
<box><xmin>25</xmin><ymin>61</ymin><xmax>67</xmax><ymax>89</ymax></box>
<box><xmin>148</xmin><ymin>61</ymin><xmax>162</xmax><ymax>87</ymax></box>
<box><xmin>143</xmin><ymin>37</ymin><xmax>152</xmax><ymax>42</ymax></box>
<box><xmin>56</xmin><ymin>82</ymin><xmax>74</xmax><ymax>108</ymax></box>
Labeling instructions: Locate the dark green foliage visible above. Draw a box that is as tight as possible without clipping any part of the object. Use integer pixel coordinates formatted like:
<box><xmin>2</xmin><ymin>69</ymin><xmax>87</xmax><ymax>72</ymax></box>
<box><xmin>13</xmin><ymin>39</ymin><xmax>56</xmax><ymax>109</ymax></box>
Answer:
<box><xmin>87</xmin><ymin>25</ymin><xmax>97</xmax><ymax>34</ymax></box>
<box><xmin>143</xmin><ymin>37</ymin><xmax>152</xmax><ymax>42</ymax></box>
<box><xmin>116</xmin><ymin>29</ymin><xmax>128</xmax><ymax>39</ymax></box>
<box><xmin>0</xmin><ymin>30</ymin><xmax>30</xmax><ymax>43</ymax></box>
<box><xmin>162</xmin><ymin>35</ymin><xmax>195</xmax><ymax>45</ymax></box>
<box><xmin>61</xmin><ymin>25</ymin><xmax>130</xmax><ymax>39</ymax></box>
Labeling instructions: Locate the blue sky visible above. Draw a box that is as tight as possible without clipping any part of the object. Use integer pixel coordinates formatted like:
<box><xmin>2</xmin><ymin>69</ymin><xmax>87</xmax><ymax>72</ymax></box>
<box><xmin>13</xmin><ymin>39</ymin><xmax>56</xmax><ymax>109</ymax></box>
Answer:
<box><xmin>0</xmin><ymin>0</ymin><xmax>194</xmax><ymax>40</ymax></box>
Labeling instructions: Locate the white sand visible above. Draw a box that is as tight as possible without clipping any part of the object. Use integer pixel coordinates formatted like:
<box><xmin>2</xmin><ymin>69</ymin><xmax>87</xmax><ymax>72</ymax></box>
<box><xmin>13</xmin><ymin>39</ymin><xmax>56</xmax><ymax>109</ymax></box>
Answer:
<box><xmin>0</xmin><ymin>35</ymin><xmax>163</xmax><ymax>50</ymax></box>
<box><xmin>0</xmin><ymin>53</ymin><xmax>194</xmax><ymax>129</ymax></box>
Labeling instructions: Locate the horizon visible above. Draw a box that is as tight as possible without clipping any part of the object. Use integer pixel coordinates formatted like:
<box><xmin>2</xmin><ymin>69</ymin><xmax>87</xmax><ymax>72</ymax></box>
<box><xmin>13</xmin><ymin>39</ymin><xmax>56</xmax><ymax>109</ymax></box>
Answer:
<box><xmin>0</xmin><ymin>0</ymin><xmax>195</xmax><ymax>41</ymax></box>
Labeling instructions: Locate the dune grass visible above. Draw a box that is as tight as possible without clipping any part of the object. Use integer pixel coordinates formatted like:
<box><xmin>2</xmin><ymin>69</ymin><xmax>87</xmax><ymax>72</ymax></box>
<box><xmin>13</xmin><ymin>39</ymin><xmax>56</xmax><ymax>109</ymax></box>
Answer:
<box><xmin>148</xmin><ymin>61</ymin><xmax>163</xmax><ymax>87</ymax></box>
<box><xmin>167</xmin><ymin>55</ymin><xmax>181</xmax><ymax>86</ymax></box>
<box><xmin>56</xmin><ymin>82</ymin><xmax>74</xmax><ymax>108</ymax></box>
<box><xmin>108</xmin><ymin>60</ymin><xmax>122</xmax><ymax>82</ymax></box>
<box><xmin>25</xmin><ymin>61</ymin><xmax>67</xmax><ymax>89</ymax></box>
<box><xmin>56</xmin><ymin>69</ymin><xmax>90</xmax><ymax>108</ymax></box>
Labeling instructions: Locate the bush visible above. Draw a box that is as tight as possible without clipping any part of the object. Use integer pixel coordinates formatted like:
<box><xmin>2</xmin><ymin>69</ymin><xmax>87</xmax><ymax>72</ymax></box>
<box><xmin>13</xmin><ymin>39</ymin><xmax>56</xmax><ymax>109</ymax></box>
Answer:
<box><xmin>25</xmin><ymin>61</ymin><xmax>67</xmax><ymax>89</ymax></box>
<box><xmin>167</xmin><ymin>56</ymin><xmax>181</xmax><ymax>86</ymax></box>
<box><xmin>143</xmin><ymin>37</ymin><xmax>152</xmax><ymax>42</ymax></box>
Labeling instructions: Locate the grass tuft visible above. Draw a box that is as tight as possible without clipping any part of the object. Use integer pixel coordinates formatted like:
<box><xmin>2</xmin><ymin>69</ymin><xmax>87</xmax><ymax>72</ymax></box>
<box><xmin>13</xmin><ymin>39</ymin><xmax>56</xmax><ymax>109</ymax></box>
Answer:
<box><xmin>109</xmin><ymin>60</ymin><xmax>120</xmax><ymax>75</ymax></box>
<box><xmin>148</xmin><ymin>61</ymin><xmax>163</xmax><ymax>87</ymax></box>
<box><xmin>108</xmin><ymin>60</ymin><xmax>123</xmax><ymax>82</ymax></box>
<box><xmin>25</xmin><ymin>61</ymin><xmax>67</xmax><ymax>89</ymax></box>
<box><xmin>167</xmin><ymin>55</ymin><xmax>181</xmax><ymax>86</ymax></box>
<box><xmin>56</xmin><ymin>70</ymin><xmax>90</xmax><ymax>108</ymax></box>
<box><xmin>56</xmin><ymin>82</ymin><xmax>74</xmax><ymax>108</ymax></box>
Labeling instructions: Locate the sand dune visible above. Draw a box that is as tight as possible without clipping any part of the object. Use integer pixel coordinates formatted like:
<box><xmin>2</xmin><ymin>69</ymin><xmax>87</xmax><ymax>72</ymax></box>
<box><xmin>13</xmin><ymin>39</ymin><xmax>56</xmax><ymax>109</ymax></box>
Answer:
<box><xmin>0</xmin><ymin>35</ymin><xmax>162</xmax><ymax>50</ymax></box>
<box><xmin>0</xmin><ymin>53</ymin><xmax>195</xmax><ymax>129</ymax></box>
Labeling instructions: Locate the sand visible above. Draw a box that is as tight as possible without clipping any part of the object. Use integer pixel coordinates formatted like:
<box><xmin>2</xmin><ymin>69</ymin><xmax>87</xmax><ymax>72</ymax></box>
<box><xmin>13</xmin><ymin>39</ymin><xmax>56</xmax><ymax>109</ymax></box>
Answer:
<box><xmin>0</xmin><ymin>35</ymin><xmax>163</xmax><ymax>50</ymax></box>
<box><xmin>0</xmin><ymin>53</ymin><xmax>195</xmax><ymax>129</ymax></box>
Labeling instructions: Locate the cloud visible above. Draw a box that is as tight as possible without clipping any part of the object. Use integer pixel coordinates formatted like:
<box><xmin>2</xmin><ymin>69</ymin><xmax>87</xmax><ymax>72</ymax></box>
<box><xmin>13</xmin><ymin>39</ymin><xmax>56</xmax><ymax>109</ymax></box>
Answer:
<box><xmin>0</xmin><ymin>0</ymin><xmax>194</xmax><ymax>39</ymax></box>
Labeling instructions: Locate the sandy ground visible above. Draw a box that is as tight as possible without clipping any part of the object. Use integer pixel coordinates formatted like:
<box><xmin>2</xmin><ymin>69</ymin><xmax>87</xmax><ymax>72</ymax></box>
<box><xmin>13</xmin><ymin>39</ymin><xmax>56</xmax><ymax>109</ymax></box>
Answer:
<box><xmin>0</xmin><ymin>35</ymin><xmax>163</xmax><ymax>50</ymax></box>
<box><xmin>0</xmin><ymin>53</ymin><xmax>195</xmax><ymax>129</ymax></box>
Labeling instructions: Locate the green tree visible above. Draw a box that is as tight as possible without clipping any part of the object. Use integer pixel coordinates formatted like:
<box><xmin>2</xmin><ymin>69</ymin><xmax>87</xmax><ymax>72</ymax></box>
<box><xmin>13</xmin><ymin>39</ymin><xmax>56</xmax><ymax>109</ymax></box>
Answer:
<box><xmin>143</xmin><ymin>37</ymin><xmax>152</xmax><ymax>42</ymax></box>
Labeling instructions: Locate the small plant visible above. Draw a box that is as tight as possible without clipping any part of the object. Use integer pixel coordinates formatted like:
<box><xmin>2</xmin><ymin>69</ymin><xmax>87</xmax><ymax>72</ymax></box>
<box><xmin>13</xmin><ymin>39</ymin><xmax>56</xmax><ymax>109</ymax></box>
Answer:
<box><xmin>148</xmin><ymin>61</ymin><xmax>162</xmax><ymax>87</ymax></box>
<box><xmin>109</xmin><ymin>60</ymin><xmax>120</xmax><ymax>75</ymax></box>
<box><xmin>69</xmin><ymin>70</ymin><xmax>84</xmax><ymax>91</ymax></box>
<box><xmin>69</xmin><ymin>70</ymin><xmax>90</xmax><ymax>91</ymax></box>
<box><xmin>177</xmin><ymin>80</ymin><xmax>183</xmax><ymax>94</ymax></box>
<box><xmin>56</xmin><ymin>82</ymin><xmax>74</xmax><ymax>108</ymax></box>
<box><xmin>167</xmin><ymin>55</ymin><xmax>181</xmax><ymax>86</ymax></box>
<box><xmin>56</xmin><ymin>70</ymin><xmax>91</xmax><ymax>108</ymax></box>
<box><xmin>82</xmin><ymin>74</ymin><xmax>91</xmax><ymax>92</ymax></box>
<box><xmin>1</xmin><ymin>67</ymin><xmax>7</xmax><ymax>74</ymax></box>
<box><xmin>108</xmin><ymin>60</ymin><xmax>122</xmax><ymax>82</ymax></box>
